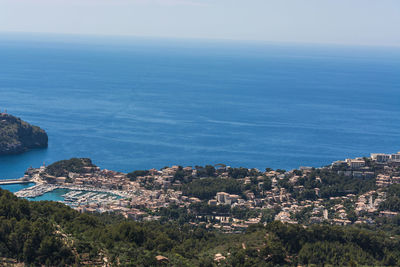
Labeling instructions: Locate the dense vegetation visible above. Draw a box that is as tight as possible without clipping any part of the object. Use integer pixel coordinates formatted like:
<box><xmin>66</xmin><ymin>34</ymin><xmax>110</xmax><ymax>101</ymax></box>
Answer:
<box><xmin>380</xmin><ymin>184</ymin><xmax>400</xmax><ymax>212</ymax></box>
<box><xmin>168</xmin><ymin>166</ymin><xmax>271</xmax><ymax>201</ymax></box>
<box><xmin>45</xmin><ymin>158</ymin><xmax>95</xmax><ymax>177</ymax></box>
<box><xmin>0</xmin><ymin>114</ymin><xmax>48</xmax><ymax>155</ymax></box>
<box><xmin>1</xmin><ymin>188</ymin><xmax>400</xmax><ymax>266</ymax></box>
<box><xmin>181</xmin><ymin>178</ymin><xmax>243</xmax><ymax>200</ymax></box>
<box><xmin>127</xmin><ymin>170</ymin><xmax>149</xmax><ymax>181</ymax></box>
<box><xmin>0</xmin><ymin>189</ymin><xmax>76</xmax><ymax>265</ymax></box>
<box><xmin>272</xmin><ymin>168</ymin><xmax>377</xmax><ymax>201</ymax></box>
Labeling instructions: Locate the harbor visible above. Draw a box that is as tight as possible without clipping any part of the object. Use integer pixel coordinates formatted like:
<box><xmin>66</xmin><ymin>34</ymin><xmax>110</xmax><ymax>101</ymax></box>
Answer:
<box><xmin>14</xmin><ymin>183</ymin><xmax>57</xmax><ymax>198</ymax></box>
<box><xmin>62</xmin><ymin>190</ymin><xmax>119</xmax><ymax>206</ymax></box>
<box><xmin>13</xmin><ymin>183</ymin><xmax>123</xmax><ymax>207</ymax></box>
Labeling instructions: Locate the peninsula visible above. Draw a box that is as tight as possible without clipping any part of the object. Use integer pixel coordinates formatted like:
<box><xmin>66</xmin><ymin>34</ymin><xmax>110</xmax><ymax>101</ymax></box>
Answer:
<box><xmin>0</xmin><ymin>112</ymin><xmax>48</xmax><ymax>155</ymax></box>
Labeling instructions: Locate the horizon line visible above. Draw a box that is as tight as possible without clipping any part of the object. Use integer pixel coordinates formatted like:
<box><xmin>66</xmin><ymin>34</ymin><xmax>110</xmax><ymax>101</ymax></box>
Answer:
<box><xmin>1</xmin><ymin>30</ymin><xmax>400</xmax><ymax>50</ymax></box>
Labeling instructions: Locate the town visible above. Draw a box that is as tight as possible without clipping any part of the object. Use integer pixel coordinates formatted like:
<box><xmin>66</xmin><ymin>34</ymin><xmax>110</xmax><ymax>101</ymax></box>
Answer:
<box><xmin>14</xmin><ymin>151</ymin><xmax>400</xmax><ymax>232</ymax></box>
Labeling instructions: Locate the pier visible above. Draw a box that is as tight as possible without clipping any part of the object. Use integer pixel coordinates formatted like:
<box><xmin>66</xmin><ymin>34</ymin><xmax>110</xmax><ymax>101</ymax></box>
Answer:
<box><xmin>0</xmin><ymin>178</ymin><xmax>32</xmax><ymax>185</ymax></box>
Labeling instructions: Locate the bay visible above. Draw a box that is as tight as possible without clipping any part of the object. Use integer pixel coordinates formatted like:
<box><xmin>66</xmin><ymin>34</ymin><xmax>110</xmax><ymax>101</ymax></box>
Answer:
<box><xmin>1</xmin><ymin>34</ymin><xmax>400</xmax><ymax>180</ymax></box>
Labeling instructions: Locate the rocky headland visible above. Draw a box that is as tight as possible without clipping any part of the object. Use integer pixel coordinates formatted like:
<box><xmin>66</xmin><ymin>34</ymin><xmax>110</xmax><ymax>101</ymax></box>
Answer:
<box><xmin>0</xmin><ymin>112</ymin><xmax>48</xmax><ymax>155</ymax></box>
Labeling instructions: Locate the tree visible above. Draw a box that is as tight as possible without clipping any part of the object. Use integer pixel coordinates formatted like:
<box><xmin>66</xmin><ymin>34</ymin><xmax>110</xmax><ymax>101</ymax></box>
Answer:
<box><xmin>263</xmin><ymin>234</ymin><xmax>286</xmax><ymax>265</ymax></box>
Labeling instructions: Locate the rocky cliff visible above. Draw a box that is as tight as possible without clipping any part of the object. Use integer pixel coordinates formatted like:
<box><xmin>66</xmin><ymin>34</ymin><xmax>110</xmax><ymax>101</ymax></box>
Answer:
<box><xmin>0</xmin><ymin>113</ymin><xmax>48</xmax><ymax>155</ymax></box>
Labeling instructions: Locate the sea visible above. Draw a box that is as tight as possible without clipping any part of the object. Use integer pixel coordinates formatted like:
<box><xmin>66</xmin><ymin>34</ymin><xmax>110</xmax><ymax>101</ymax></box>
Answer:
<box><xmin>1</xmin><ymin>33</ymin><xmax>400</xmax><ymax>198</ymax></box>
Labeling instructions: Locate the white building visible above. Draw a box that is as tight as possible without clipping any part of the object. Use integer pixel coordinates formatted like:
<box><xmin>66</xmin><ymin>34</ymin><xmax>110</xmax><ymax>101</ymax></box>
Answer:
<box><xmin>346</xmin><ymin>158</ymin><xmax>365</xmax><ymax>169</ymax></box>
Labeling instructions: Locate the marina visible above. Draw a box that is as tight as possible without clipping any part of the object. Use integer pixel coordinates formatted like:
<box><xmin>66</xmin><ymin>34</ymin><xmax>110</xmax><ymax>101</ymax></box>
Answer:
<box><xmin>12</xmin><ymin>183</ymin><xmax>122</xmax><ymax>207</ymax></box>
<box><xmin>62</xmin><ymin>190</ymin><xmax>119</xmax><ymax>206</ymax></box>
<box><xmin>14</xmin><ymin>184</ymin><xmax>57</xmax><ymax>198</ymax></box>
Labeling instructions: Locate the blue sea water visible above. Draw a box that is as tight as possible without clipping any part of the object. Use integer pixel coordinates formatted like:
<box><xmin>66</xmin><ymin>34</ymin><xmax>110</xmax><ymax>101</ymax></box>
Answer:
<box><xmin>1</xmin><ymin>33</ymin><xmax>400</xmax><ymax>182</ymax></box>
<box><xmin>0</xmin><ymin>183</ymin><xmax>35</xmax><ymax>193</ymax></box>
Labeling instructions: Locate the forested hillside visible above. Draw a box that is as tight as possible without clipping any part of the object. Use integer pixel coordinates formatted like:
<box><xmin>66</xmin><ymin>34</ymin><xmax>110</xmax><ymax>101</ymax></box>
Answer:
<box><xmin>1</xmin><ymin>188</ymin><xmax>399</xmax><ymax>266</ymax></box>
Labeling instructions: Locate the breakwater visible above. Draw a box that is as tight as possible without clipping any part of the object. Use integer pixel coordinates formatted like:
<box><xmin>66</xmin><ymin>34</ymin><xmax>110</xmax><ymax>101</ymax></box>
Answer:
<box><xmin>0</xmin><ymin>178</ymin><xmax>31</xmax><ymax>185</ymax></box>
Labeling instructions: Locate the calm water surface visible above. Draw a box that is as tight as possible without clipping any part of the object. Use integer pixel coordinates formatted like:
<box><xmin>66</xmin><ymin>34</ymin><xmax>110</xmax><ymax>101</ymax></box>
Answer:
<box><xmin>1</xmin><ymin>34</ymin><xmax>400</xmax><ymax>181</ymax></box>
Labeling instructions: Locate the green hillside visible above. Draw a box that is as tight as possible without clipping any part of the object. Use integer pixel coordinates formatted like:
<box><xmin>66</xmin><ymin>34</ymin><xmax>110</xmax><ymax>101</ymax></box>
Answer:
<box><xmin>0</xmin><ymin>188</ymin><xmax>399</xmax><ymax>266</ymax></box>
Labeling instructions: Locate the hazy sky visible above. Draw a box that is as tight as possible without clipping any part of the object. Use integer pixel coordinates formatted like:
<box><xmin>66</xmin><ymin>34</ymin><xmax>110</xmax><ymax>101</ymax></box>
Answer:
<box><xmin>1</xmin><ymin>0</ymin><xmax>399</xmax><ymax>46</ymax></box>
